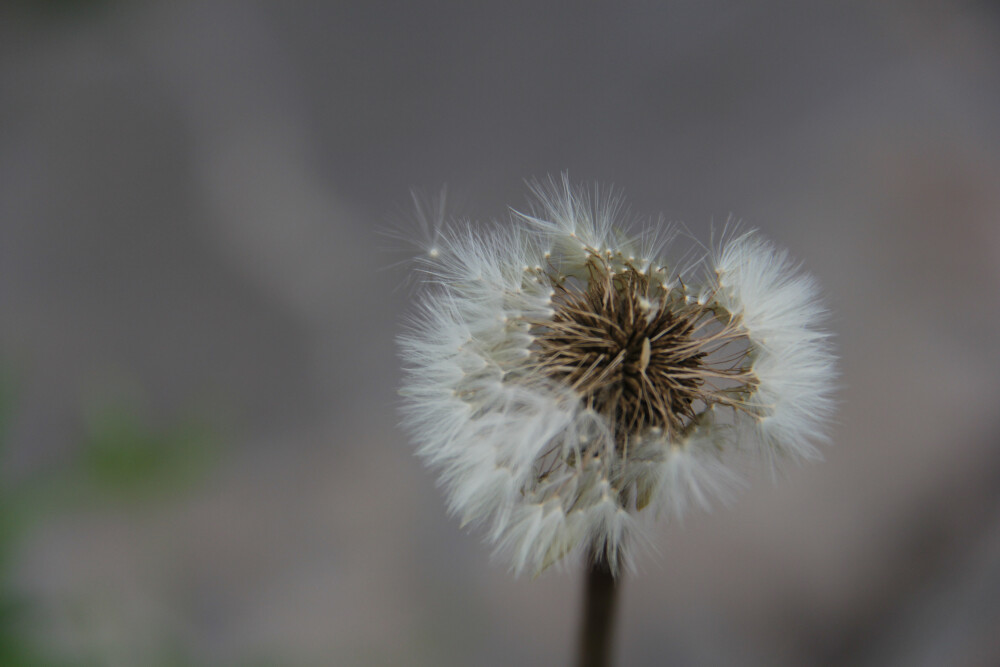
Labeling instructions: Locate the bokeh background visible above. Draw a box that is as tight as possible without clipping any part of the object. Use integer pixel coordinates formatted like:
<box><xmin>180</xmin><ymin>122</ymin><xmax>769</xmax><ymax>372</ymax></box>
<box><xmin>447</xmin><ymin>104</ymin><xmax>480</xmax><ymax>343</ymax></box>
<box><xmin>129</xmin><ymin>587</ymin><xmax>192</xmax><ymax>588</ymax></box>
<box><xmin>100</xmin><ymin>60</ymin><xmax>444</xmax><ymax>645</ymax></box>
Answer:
<box><xmin>2</xmin><ymin>1</ymin><xmax>999</xmax><ymax>665</ymax></box>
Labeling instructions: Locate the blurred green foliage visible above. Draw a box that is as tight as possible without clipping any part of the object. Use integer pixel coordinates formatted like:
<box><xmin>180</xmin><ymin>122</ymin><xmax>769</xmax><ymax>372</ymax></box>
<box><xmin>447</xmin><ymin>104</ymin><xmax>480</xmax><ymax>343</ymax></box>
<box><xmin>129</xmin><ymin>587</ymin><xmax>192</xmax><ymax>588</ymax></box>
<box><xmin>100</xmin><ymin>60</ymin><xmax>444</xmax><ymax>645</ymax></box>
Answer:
<box><xmin>81</xmin><ymin>403</ymin><xmax>217</xmax><ymax>501</ymax></box>
<box><xmin>0</xmin><ymin>367</ymin><xmax>221</xmax><ymax>666</ymax></box>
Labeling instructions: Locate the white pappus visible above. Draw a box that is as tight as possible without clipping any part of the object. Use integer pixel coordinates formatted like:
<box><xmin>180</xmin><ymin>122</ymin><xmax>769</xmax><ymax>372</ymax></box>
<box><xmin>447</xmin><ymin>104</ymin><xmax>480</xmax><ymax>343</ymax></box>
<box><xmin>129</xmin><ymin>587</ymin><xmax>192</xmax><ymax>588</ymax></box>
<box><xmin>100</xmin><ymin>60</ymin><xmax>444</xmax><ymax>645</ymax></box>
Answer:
<box><xmin>397</xmin><ymin>176</ymin><xmax>836</xmax><ymax>576</ymax></box>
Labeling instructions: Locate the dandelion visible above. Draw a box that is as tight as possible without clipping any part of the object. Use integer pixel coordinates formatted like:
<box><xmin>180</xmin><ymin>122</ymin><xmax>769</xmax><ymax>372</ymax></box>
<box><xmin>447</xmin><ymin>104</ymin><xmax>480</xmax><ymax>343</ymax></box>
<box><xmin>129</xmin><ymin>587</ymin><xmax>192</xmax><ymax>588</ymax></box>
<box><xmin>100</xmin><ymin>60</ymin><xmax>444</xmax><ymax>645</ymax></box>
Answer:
<box><xmin>397</xmin><ymin>176</ymin><xmax>835</xmax><ymax>665</ymax></box>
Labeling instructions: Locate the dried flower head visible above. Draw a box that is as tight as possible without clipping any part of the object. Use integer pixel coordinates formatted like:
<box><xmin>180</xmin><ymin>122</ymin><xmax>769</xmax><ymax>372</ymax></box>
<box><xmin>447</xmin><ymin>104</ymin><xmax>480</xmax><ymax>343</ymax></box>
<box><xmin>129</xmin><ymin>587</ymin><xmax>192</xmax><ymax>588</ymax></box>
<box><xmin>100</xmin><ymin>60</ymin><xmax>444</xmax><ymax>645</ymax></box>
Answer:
<box><xmin>398</xmin><ymin>177</ymin><xmax>835</xmax><ymax>576</ymax></box>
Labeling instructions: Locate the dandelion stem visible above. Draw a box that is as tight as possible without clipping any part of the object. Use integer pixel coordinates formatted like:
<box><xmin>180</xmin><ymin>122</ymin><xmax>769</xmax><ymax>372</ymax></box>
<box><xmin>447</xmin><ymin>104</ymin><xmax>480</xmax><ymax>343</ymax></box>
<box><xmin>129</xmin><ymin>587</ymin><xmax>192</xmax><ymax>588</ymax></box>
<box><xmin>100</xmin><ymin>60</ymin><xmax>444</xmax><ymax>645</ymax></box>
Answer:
<box><xmin>577</xmin><ymin>555</ymin><xmax>620</xmax><ymax>667</ymax></box>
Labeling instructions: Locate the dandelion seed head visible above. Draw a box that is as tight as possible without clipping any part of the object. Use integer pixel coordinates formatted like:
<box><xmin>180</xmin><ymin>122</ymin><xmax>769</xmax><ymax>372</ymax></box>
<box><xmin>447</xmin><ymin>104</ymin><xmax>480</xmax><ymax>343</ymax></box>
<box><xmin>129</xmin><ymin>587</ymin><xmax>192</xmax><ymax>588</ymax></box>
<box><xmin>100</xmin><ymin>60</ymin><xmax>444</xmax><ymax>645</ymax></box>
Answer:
<box><xmin>398</xmin><ymin>178</ymin><xmax>836</xmax><ymax>576</ymax></box>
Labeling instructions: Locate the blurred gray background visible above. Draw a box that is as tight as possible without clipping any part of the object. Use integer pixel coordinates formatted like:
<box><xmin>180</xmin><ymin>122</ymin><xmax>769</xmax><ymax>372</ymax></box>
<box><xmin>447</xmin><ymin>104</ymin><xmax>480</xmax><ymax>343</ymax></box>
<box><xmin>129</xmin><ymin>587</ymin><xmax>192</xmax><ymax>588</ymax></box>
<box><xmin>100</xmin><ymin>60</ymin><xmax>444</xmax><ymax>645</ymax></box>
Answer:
<box><xmin>1</xmin><ymin>1</ymin><xmax>999</xmax><ymax>665</ymax></box>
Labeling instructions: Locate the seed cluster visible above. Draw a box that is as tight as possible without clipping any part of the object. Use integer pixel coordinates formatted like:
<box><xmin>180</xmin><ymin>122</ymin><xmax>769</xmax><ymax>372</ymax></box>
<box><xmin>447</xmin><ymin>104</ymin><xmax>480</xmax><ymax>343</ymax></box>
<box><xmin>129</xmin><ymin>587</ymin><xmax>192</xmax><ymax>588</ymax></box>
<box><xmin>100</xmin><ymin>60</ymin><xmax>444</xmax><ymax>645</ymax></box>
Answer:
<box><xmin>531</xmin><ymin>259</ymin><xmax>755</xmax><ymax>448</ymax></box>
